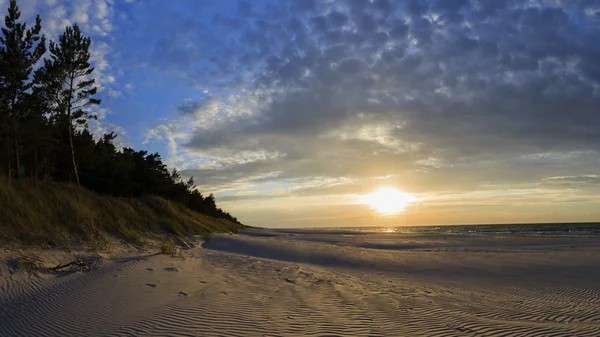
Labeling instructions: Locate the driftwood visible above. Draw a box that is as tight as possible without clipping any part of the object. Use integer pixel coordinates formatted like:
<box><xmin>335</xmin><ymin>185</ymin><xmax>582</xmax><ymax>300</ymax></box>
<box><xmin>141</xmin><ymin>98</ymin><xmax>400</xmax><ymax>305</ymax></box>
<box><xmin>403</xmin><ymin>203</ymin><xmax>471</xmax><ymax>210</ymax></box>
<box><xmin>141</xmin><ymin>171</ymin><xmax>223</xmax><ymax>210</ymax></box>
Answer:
<box><xmin>52</xmin><ymin>260</ymin><xmax>92</xmax><ymax>272</ymax></box>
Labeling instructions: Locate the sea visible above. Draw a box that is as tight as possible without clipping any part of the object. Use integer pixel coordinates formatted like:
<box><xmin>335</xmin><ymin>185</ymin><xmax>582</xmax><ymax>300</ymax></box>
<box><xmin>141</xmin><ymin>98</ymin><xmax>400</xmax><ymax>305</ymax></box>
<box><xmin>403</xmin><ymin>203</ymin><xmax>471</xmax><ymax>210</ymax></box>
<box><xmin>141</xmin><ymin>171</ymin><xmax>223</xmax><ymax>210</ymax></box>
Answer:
<box><xmin>315</xmin><ymin>223</ymin><xmax>600</xmax><ymax>237</ymax></box>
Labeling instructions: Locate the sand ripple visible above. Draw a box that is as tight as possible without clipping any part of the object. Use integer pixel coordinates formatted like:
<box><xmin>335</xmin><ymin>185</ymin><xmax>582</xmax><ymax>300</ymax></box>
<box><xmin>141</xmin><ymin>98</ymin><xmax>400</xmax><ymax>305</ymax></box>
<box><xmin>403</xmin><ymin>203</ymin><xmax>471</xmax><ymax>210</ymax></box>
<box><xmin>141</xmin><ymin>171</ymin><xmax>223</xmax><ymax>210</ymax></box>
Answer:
<box><xmin>1</xmin><ymin>232</ymin><xmax>600</xmax><ymax>336</ymax></box>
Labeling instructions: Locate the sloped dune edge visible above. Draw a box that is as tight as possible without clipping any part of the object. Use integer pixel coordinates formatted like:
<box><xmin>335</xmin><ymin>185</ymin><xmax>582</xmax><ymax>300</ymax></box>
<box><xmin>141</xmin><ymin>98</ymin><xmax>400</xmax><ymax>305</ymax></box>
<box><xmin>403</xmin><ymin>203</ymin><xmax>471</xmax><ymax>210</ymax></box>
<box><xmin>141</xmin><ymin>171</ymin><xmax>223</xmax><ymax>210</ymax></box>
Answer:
<box><xmin>1</xmin><ymin>230</ymin><xmax>600</xmax><ymax>336</ymax></box>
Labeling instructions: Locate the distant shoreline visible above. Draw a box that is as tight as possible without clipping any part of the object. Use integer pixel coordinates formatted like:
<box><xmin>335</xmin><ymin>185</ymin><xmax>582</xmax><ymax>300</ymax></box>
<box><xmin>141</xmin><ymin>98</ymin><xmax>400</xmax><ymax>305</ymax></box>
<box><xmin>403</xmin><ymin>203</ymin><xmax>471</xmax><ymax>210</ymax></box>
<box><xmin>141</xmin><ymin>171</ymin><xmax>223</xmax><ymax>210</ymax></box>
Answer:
<box><xmin>278</xmin><ymin>221</ymin><xmax>600</xmax><ymax>230</ymax></box>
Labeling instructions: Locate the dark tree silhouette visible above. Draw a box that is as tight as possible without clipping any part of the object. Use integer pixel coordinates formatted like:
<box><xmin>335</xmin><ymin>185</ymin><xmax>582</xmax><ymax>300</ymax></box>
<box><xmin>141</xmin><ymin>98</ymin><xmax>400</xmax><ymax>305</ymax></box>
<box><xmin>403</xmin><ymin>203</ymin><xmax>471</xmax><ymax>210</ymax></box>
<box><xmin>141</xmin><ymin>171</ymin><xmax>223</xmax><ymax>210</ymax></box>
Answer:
<box><xmin>0</xmin><ymin>0</ymin><xmax>240</xmax><ymax>224</ymax></box>
<box><xmin>0</xmin><ymin>0</ymin><xmax>45</xmax><ymax>180</ymax></box>
<box><xmin>41</xmin><ymin>24</ymin><xmax>100</xmax><ymax>186</ymax></box>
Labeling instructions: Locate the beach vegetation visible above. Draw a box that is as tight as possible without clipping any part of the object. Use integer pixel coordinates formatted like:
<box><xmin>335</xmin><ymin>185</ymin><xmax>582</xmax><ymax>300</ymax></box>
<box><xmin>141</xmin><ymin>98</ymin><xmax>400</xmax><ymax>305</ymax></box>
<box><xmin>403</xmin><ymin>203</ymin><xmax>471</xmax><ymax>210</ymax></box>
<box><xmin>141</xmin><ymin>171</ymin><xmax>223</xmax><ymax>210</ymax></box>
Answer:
<box><xmin>159</xmin><ymin>236</ymin><xmax>186</xmax><ymax>259</ymax></box>
<box><xmin>0</xmin><ymin>178</ymin><xmax>244</xmax><ymax>246</ymax></box>
<box><xmin>159</xmin><ymin>237</ymin><xmax>177</xmax><ymax>256</ymax></box>
<box><xmin>15</xmin><ymin>254</ymin><xmax>44</xmax><ymax>274</ymax></box>
<box><xmin>201</xmin><ymin>232</ymin><xmax>213</xmax><ymax>241</ymax></box>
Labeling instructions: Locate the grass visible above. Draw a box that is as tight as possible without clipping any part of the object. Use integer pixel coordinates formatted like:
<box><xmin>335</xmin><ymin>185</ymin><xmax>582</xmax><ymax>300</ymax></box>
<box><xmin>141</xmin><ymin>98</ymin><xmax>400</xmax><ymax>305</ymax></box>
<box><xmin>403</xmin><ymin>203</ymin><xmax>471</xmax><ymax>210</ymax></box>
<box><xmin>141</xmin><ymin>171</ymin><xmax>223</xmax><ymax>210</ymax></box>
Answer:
<box><xmin>88</xmin><ymin>231</ymin><xmax>110</xmax><ymax>252</ymax></box>
<box><xmin>201</xmin><ymin>232</ymin><xmax>214</xmax><ymax>241</ymax></box>
<box><xmin>159</xmin><ymin>237</ymin><xmax>177</xmax><ymax>255</ymax></box>
<box><xmin>0</xmin><ymin>178</ymin><xmax>246</xmax><ymax>247</ymax></box>
<box><xmin>159</xmin><ymin>236</ymin><xmax>186</xmax><ymax>259</ymax></box>
<box><xmin>16</xmin><ymin>254</ymin><xmax>44</xmax><ymax>275</ymax></box>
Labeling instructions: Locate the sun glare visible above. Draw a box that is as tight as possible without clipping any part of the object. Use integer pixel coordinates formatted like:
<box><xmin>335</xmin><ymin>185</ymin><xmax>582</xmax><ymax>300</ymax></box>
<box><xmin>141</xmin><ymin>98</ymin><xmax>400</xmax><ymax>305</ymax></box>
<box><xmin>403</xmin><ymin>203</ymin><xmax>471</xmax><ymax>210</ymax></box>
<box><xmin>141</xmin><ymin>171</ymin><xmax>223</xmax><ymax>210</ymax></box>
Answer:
<box><xmin>362</xmin><ymin>187</ymin><xmax>416</xmax><ymax>215</ymax></box>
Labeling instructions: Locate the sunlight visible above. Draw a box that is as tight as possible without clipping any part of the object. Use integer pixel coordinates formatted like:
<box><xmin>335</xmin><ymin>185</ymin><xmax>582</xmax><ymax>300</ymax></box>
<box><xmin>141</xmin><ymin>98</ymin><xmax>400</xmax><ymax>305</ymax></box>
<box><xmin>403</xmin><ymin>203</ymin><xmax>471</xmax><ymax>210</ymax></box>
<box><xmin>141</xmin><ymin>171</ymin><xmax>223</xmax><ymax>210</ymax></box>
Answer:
<box><xmin>362</xmin><ymin>187</ymin><xmax>416</xmax><ymax>215</ymax></box>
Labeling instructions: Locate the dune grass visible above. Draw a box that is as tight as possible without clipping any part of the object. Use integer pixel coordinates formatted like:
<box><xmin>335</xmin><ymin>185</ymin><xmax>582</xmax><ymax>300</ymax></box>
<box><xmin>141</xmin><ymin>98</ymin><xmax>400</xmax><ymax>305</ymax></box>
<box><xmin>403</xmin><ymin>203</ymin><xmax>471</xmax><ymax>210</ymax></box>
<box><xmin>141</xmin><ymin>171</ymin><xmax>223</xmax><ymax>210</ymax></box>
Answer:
<box><xmin>0</xmin><ymin>178</ymin><xmax>245</xmax><ymax>246</ymax></box>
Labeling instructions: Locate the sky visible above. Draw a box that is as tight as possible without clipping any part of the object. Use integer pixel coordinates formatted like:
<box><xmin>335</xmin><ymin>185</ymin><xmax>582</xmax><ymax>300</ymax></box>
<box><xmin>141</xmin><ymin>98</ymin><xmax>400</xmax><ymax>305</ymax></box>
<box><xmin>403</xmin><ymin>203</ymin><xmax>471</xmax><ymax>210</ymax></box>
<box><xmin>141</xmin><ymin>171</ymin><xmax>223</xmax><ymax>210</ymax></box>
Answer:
<box><xmin>6</xmin><ymin>0</ymin><xmax>600</xmax><ymax>227</ymax></box>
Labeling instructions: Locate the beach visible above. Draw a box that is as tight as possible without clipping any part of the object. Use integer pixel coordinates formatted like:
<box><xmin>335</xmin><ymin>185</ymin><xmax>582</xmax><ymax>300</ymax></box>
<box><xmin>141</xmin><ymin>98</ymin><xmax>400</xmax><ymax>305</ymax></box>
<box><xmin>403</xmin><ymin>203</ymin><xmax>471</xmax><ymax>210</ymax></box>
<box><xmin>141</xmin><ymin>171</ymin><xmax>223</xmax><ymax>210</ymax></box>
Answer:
<box><xmin>2</xmin><ymin>228</ymin><xmax>600</xmax><ymax>336</ymax></box>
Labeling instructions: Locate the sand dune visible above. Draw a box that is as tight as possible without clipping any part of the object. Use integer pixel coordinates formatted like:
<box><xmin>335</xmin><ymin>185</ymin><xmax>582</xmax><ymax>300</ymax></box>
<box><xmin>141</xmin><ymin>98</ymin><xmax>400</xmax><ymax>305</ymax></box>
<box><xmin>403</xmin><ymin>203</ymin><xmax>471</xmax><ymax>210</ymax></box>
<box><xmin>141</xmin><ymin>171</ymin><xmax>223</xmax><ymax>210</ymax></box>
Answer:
<box><xmin>2</xmin><ymin>229</ymin><xmax>600</xmax><ymax>336</ymax></box>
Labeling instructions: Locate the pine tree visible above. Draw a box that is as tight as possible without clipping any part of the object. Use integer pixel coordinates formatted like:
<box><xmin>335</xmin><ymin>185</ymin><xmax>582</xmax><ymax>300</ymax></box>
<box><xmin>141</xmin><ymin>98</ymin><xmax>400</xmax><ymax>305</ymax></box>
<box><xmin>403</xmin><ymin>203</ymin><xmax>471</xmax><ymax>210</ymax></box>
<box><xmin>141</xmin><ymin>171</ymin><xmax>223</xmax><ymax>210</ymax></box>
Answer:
<box><xmin>42</xmin><ymin>24</ymin><xmax>100</xmax><ymax>185</ymax></box>
<box><xmin>0</xmin><ymin>0</ymin><xmax>46</xmax><ymax>179</ymax></box>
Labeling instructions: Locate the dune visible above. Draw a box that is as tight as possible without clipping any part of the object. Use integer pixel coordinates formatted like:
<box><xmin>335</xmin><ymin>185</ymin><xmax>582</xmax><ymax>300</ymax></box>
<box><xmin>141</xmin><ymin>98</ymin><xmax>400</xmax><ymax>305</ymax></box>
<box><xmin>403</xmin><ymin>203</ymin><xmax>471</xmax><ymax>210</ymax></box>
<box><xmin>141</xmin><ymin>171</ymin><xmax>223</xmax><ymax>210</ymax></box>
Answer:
<box><xmin>1</xmin><ymin>229</ymin><xmax>600</xmax><ymax>336</ymax></box>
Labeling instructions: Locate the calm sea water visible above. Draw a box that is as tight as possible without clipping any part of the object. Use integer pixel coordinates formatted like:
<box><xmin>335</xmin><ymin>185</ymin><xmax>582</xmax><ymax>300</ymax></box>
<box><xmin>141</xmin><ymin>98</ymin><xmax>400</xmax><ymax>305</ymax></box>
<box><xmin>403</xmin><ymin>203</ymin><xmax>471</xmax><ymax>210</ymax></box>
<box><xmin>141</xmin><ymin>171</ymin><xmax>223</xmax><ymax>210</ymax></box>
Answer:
<box><xmin>338</xmin><ymin>223</ymin><xmax>600</xmax><ymax>237</ymax></box>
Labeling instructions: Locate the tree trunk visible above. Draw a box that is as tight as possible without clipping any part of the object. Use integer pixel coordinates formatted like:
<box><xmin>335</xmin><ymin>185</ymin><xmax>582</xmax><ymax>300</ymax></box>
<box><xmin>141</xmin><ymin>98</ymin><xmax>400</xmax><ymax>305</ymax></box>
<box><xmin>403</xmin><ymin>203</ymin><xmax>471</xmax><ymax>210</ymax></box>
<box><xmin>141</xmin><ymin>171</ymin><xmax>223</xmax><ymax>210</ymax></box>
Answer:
<box><xmin>14</xmin><ymin>135</ymin><xmax>19</xmax><ymax>178</ymax></box>
<box><xmin>5</xmin><ymin>138</ymin><xmax>11</xmax><ymax>181</ymax></box>
<box><xmin>68</xmin><ymin>123</ymin><xmax>80</xmax><ymax>186</ymax></box>
<box><xmin>33</xmin><ymin>148</ymin><xmax>38</xmax><ymax>181</ymax></box>
<box><xmin>11</xmin><ymin>89</ymin><xmax>19</xmax><ymax>178</ymax></box>
<box><xmin>66</xmin><ymin>72</ymin><xmax>80</xmax><ymax>186</ymax></box>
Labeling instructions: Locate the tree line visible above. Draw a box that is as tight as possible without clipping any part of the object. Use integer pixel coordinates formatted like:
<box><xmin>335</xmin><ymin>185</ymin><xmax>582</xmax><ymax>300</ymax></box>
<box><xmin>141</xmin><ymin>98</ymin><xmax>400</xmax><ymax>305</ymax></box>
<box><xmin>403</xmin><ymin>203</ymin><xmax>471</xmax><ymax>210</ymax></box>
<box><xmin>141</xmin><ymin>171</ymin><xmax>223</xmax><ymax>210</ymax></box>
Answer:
<box><xmin>0</xmin><ymin>0</ymin><xmax>239</xmax><ymax>223</ymax></box>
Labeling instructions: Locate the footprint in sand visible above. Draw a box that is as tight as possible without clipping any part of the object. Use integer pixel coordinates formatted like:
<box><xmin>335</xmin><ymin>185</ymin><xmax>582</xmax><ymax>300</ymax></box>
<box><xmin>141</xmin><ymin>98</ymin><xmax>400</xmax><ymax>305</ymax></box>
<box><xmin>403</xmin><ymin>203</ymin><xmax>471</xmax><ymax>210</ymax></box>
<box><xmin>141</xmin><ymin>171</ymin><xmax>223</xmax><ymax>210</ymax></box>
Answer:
<box><xmin>145</xmin><ymin>268</ymin><xmax>154</xmax><ymax>271</ymax></box>
<box><xmin>145</xmin><ymin>283</ymin><xmax>158</xmax><ymax>288</ymax></box>
<box><xmin>178</xmin><ymin>291</ymin><xmax>188</xmax><ymax>296</ymax></box>
<box><xmin>164</xmin><ymin>267</ymin><xmax>179</xmax><ymax>272</ymax></box>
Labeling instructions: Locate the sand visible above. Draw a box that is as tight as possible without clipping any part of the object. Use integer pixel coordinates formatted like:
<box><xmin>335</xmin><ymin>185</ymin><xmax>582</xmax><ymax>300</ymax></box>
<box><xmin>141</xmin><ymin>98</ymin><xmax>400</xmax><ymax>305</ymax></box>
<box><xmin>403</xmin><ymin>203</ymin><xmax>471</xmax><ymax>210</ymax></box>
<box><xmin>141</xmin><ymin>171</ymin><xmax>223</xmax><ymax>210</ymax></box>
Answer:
<box><xmin>1</xmin><ymin>228</ymin><xmax>600</xmax><ymax>336</ymax></box>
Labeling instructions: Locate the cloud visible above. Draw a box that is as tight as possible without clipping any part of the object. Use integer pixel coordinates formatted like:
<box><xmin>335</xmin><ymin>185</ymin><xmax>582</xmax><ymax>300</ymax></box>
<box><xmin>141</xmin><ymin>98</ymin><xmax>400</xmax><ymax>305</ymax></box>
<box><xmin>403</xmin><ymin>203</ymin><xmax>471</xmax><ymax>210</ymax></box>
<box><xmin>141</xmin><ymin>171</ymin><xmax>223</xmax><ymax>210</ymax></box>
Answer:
<box><xmin>16</xmin><ymin>0</ymin><xmax>589</xmax><ymax>224</ymax></box>
<box><xmin>542</xmin><ymin>174</ymin><xmax>600</xmax><ymax>188</ymax></box>
<box><xmin>124</xmin><ymin>0</ymin><xmax>600</xmax><ymax>203</ymax></box>
<box><xmin>3</xmin><ymin>0</ymin><xmax>595</xmax><ymax>226</ymax></box>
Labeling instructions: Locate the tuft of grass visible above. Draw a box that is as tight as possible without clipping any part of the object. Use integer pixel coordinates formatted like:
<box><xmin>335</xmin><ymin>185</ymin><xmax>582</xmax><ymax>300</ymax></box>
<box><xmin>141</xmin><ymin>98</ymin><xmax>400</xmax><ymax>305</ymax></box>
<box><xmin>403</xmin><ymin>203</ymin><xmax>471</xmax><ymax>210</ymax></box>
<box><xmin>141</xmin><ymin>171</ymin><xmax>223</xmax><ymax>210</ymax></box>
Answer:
<box><xmin>201</xmin><ymin>232</ymin><xmax>213</xmax><ymax>241</ymax></box>
<box><xmin>16</xmin><ymin>255</ymin><xmax>44</xmax><ymax>275</ymax></box>
<box><xmin>175</xmin><ymin>248</ymin><xmax>186</xmax><ymax>260</ymax></box>
<box><xmin>58</xmin><ymin>228</ymin><xmax>72</xmax><ymax>252</ymax></box>
<box><xmin>0</xmin><ymin>178</ymin><xmax>246</xmax><ymax>246</ymax></box>
<box><xmin>88</xmin><ymin>231</ymin><xmax>110</xmax><ymax>252</ymax></box>
<box><xmin>159</xmin><ymin>236</ymin><xmax>187</xmax><ymax>259</ymax></box>
<box><xmin>118</xmin><ymin>221</ymin><xmax>145</xmax><ymax>246</ymax></box>
<box><xmin>159</xmin><ymin>237</ymin><xmax>177</xmax><ymax>256</ymax></box>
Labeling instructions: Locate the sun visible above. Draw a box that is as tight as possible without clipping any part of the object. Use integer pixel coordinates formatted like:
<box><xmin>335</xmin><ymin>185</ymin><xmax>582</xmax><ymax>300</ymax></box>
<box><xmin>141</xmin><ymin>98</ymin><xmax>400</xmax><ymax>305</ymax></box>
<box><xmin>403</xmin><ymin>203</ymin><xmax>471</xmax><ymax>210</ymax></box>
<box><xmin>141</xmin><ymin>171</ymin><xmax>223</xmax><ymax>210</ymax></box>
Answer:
<box><xmin>362</xmin><ymin>187</ymin><xmax>416</xmax><ymax>215</ymax></box>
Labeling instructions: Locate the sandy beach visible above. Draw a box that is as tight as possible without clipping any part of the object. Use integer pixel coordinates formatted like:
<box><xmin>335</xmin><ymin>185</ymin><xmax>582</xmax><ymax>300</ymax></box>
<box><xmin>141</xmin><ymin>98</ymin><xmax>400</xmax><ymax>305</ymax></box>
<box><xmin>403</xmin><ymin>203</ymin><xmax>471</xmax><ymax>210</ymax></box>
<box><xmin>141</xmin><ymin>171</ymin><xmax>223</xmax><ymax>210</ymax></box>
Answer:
<box><xmin>2</xmin><ymin>228</ymin><xmax>600</xmax><ymax>336</ymax></box>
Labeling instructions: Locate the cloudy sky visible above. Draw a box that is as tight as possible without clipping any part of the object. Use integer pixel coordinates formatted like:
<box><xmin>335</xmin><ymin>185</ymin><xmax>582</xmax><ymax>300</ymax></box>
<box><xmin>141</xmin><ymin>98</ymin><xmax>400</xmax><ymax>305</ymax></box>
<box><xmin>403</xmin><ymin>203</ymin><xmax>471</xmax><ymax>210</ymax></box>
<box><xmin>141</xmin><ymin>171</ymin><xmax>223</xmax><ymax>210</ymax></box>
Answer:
<box><xmin>8</xmin><ymin>0</ymin><xmax>600</xmax><ymax>227</ymax></box>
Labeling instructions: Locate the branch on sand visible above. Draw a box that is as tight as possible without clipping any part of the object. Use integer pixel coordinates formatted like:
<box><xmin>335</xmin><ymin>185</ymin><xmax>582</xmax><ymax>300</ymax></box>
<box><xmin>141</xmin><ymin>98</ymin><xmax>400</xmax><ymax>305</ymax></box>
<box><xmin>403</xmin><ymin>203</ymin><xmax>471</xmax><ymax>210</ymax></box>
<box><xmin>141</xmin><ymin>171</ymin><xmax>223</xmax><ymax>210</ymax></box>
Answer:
<box><xmin>51</xmin><ymin>260</ymin><xmax>97</xmax><ymax>272</ymax></box>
